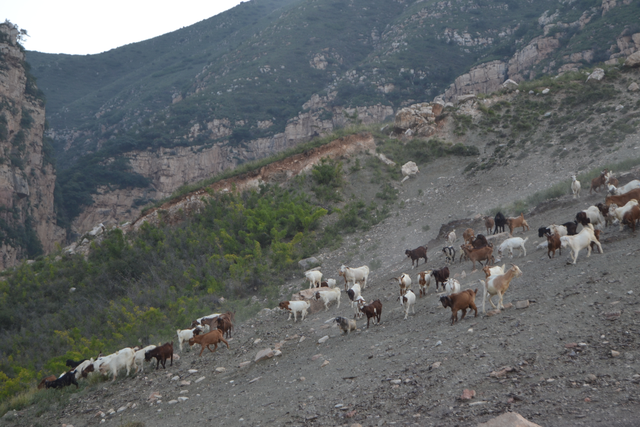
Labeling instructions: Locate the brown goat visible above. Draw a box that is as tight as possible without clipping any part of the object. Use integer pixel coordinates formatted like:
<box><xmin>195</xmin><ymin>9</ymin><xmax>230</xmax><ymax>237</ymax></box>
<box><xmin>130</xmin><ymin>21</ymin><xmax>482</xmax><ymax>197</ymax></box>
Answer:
<box><xmin>590</xmin><ymin>170</ymin><xmax>608</xmax><ymax>194</ymax></box>
<box><xmin>546</xmin><ymin>232</ymin><xmax>562</xmax><ymax>258</ymax></box>
<box><xmin>188</xmin><ymin>329</ymin><xmax>229</xmax><ymax>357</ymax></box>
<box><xmin>622</xmin><ymin>205</ymin><xmax>640</xmax><ymax>232</ymax></box>
<box><xmin>507</xmin><ymin>213</ymin><xmax>530</xmax><ymax>235</ymax></box>
<box><xmin>217</xmin><ymin>316</ymin><xmax>233</xmax><ymax>338</ymax></box>
<box><xmin>484</xmin><ymin>217</ymin><xmax>495</xmax><ymax>235</ymax></box>
<box><xmin>440</xmin><ymin>289</ymin><xmax>478</xmax><ymax>325</ymax></box>
<box><xmin>145</xmin><ymin>342</ymin><xmax>174</xmax><ymax>370</ymax></box>
<box><xmin>471</xmin><ymin>234</ymin><xmax>490</xmax><ymax>249</ymax></box>
<box><xmin>405</xmin><ymin>245</ymin><xmax>427</xmax><ymax>268</ymax></box>
<box><xmin>462</xmin><ymin>228</ymin><xmax>475</xmax><ymax>245</ymax></box>
<box><xmin>38</xmin><ymin>375</ymin><xmax>57</xmax><ymax>389</ymax></box>
<box><xmin>460</xmin><ymin>245</ymin><xmax>494</xmax><ymax>271</ymax></box>
<box><xmin>357</xmin><ymin>299</ymin><xmax>382</xmax><ymax>328</ymax></box>
<box><xmin>606</xmin><ymin>188</ymin><xmax>640</xmax><ymax>209</ymax></box>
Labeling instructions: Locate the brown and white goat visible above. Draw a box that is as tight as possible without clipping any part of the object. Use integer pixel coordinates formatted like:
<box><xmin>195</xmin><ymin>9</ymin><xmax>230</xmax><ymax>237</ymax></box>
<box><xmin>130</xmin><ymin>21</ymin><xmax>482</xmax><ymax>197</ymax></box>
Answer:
<box><xmin>357</xmin><ymin>299</ymin><xmax>382</xmax><ymax>328</ymax></box>
<box><xmin>440</xmin><ymin>289</ymin><xmax>478</xmax><ymax>325</ymax></box>
<box><xmin>393</xmin><ymin>273</ymin><xmax>412</xmax><ymax>296</ymax></box>
<box><xmin>546</xmin><ymin>232</ymin><xmax>562</xmax><ymax>258</ymax></box>
<box><xmin>481</xmin><ymin>264</ymin><xmax>523</xmax><ymax>313</ymax></box>
<box><xmin>417</xmin><ymin>270</ymin><xmax>432</xmax><ymax>297</ymax></box>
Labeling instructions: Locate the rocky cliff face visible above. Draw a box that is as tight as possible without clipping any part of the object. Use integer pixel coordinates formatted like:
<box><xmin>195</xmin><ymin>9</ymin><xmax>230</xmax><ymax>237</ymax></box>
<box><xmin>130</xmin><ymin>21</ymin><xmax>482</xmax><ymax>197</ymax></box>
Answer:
<box><xmin>0</xmin><ymin>23</ymin><xmax>63</xmax><ymax>268</ymax></box>
<box><xmin>71</xmin><ymin>97</ymin><xmax>393</xmax><ymax>235</ymax></box>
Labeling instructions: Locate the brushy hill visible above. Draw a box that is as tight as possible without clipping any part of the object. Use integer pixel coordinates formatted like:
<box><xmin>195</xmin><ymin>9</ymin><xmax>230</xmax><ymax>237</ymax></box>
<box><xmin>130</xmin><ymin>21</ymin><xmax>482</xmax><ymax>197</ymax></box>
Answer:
<box><xmin>2</xmin><ymin>63</ymin><xmax>640</xmax><ymax>408</ymax></box>
<box><xmin>25</xmin><ymin>0</ymin><xmax>640</xmax><ymax>226</ymax></box>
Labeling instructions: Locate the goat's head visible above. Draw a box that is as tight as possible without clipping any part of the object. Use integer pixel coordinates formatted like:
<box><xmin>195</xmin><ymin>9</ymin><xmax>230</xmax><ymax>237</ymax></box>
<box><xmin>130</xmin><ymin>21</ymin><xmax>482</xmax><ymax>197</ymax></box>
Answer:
<box><xmin>439</xmin><ymin>295</ymin><xmax>452</xmax><ymax>309</ymax></box>
<box><xmin>509</xmin><ymin>264</ymin><xmax>523</xmax><ymax>277</ymax></box>
<box><xmin>482</xmin><ymin>265</ymin><xmax>492</xmax><ymax>279</ymax></box>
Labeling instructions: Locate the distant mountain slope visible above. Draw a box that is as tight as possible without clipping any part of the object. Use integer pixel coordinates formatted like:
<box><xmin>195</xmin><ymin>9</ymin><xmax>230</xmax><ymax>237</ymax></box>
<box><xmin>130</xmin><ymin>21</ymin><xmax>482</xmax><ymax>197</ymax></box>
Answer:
<box><xmin>24</xmin><ymin>0</ymin><xmax>640</xmax><ymax>231</ymax></box>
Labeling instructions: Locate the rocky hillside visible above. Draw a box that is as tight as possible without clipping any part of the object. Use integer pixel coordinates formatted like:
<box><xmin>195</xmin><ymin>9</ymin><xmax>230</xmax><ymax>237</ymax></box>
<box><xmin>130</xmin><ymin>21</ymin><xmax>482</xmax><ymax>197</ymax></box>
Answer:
<box><xmin>24</xmin><ymin>0</ymin><xmax>640</xmax><ymax>240</ymax></box>
<box><xmin>0</xmin><ymin>23</ymin><xmax>63</xmax><ymax>269</ymax></box>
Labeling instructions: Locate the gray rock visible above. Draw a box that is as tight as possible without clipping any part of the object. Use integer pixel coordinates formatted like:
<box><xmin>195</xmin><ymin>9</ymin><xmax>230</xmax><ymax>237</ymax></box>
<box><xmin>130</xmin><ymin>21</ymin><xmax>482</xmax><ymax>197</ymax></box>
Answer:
<box><xmin>255</xmin><ymin>348</ymin><xmax>274</xmax><ymax>362</ymax></box>
<box><xmin>586</xmin><ymin>68</ymin><xmax>605</xmax><ymax>82</ymax></box>
<box><xmin>298</xmin><ymin>257</ymin><xmax>320</xmax><ymax>270</ymax></box>
<box><xmin>625</xmin><ymin>51</ymin><xmax>640</xmax><ymax>67</ymax></box>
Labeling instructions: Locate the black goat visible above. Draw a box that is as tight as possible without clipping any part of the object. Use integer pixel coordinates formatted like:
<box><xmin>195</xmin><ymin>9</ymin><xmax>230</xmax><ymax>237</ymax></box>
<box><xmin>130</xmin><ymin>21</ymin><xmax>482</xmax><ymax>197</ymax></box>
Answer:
<box><xmin>493</xmin><ymin>212</ymin><xmax>506</xmax><ymax>234</ymax></box>
<box><xmin>45</xmin><ymin>370</ymin><xmax>79</xmax><ymax>389</ymax></box>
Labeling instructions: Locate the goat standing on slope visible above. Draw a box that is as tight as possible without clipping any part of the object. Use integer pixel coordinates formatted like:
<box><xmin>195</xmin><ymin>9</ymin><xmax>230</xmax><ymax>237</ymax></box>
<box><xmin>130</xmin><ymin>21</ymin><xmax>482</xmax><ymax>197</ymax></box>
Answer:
<box><xmin>560</xmin><ymin>224</ymin><xmax>603</xmax><ymax>264</ymax></box>
<box><xmin>571</xmin><ymin>175</ymin><xmax>581</xmax><ymax>199</ymax></box>
<box><xmin>399</xmin><ymin>290</ymin><xmax>416</xmax><ymax>319</ymax></box>
<box><xmin>498</xmin><ymin>237</ymin><xmax>528</xmax><ymax>259</ymax></box>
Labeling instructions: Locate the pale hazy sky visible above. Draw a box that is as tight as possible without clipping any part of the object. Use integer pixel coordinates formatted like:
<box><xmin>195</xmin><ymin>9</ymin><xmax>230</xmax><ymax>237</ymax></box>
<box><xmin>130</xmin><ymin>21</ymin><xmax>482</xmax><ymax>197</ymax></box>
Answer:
<box><xmin>2</xmin><ymin>0</ymin><xmax>246</xmax><ymax>55</ymax></box>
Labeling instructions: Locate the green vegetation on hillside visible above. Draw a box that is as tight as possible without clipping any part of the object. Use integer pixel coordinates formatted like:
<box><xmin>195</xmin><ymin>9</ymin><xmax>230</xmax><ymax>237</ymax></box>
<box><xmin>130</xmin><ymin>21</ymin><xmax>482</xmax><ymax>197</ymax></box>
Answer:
<box><xmin>0</xmin><ymin>130</ymin><xmax>479</xmax><ymax>403</ymax></box>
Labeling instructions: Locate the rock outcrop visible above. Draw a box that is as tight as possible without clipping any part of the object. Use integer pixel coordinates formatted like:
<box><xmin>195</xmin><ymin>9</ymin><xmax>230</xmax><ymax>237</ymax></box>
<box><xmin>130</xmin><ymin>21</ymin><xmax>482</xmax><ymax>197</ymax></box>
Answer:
<box><xmin>129</xmin><ymin>133</ymin><xmax>376</xmax><ymax>232</ymax></box>
<box><xmin>394</xmin><ymin>102</ymin><xmax>444</xmax><ymax>137</ymax></box>
<box><xmin>0</xmin><ymin>23</ymin><xmax>64</xmax><ymax>268</ymax></box>
<box><xmin>72</xmin><ymin>96</ymin><xmax>392</xmax><ymax>235</ymax></box>
<box><xmin>444</xmin><ymin>61</ymin><xmax>508</xmax><ymax>102</ymax></box>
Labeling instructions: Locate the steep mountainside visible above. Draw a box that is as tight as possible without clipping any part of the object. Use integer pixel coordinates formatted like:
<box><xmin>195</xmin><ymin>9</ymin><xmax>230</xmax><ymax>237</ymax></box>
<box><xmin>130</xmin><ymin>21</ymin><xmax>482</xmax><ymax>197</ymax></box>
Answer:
<box><xmin>0</xmin><ymin>23</ymin><xmax>63</xmax><ymax>269</ymax></box>
<box><xmin>25</xmin><ymin>0</ymin><xmax>640</xmax><ymax>237</ymax></box>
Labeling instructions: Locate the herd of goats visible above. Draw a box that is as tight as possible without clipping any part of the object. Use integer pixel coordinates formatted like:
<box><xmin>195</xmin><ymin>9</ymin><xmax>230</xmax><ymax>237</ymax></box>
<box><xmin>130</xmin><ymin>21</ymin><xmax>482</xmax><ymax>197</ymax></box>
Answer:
<box><xmin>281</xmin><ymin>169</ymin><xmax>640</xmax><ymax>333</ymax></box>
<box><xmin>36</xmin><ymin>170</ymin><xmax>640</xmax><ymax>391</ymax></box>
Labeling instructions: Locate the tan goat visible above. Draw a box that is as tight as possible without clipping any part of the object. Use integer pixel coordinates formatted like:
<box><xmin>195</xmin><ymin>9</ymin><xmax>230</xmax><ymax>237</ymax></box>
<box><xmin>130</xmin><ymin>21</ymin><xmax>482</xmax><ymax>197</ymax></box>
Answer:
<box><xmin>462</xmin><ymin>228</ymin><xmax>475</xmax><ymax>245</ymax></box>
<box><xmin>507</xmin><ymin>213</ymin><xmax>530</xmax><ymax>235</ymax></box>
<box><xmin>481</xmin><ymin>264</ymin><xmax>523</xmax><ymax>313</ymax></box>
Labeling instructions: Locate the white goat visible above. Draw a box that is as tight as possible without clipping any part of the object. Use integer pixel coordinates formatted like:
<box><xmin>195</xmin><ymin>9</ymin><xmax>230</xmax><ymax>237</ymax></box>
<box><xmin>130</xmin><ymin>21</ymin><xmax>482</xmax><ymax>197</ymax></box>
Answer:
<box><xmin>347</xmin><ymin>282</ymin><xmax>363</xmax><ymax>318</ymax></box>
<box><xmin>339</xmin><ymin>265</ymin><xmax>370</xmax><ymax>290</ymax></box>
<box><xmin>279</xmin><ymin>300</ymin><xmax>310</xmax><ymax>322</ymax></box>
<box><xmin>498</xmin><ymin>237</ymin><xmax>528</xmax><ymax>259</ymax></box>
<box><xmin>134</xmin><ymin>345</ymin><xmax>156</xmax><ymax>373</ymax></box>
<box><xmin>444</xmin><ymin>278</ymin><xmax>460</xmax><ymax>294</ymax></box>
<box><xmin>323</xmin><ymin>278</ymin><xmax>337</xmax><ymax>288</ymax></box>
<box><xmin>571</xmin><ymin>175</ymin><xmax>581</xmax><ymax>199</ymax></box>
<box><xmin>560</xmin><ymin>224</ymin><xmax>603</xmax><ymax>264</ymax></box>
<box><xmin>305</xmin><ymin>269</ymin><xmax>323</xmax><ymax>289</ymax></box>
<box><xmin>177</xmin><ymin>327</ymin><xmax>201</xmax><ymax>351</ymax></box>
<box><xmin>549</xmin><ymin>224</ymin><xmax>568</xmax><ymax>237</ymax></box>
<box><xmin>578</xmin><ymin>206</ymin><xmax>605</xmax><ymax>230</ymax></box>
<box><xmin>447</xmin><ymin>230</ymin><xmax>456</xmax><ymax>245</ymax></box>
<box><xmin>315</xmin><ymin>287</ymin><xmax>341</xmax><ymax>311</ymax></box>
<box><xmin>610</xmin><ymin>199</ymin><xmax>639</xmax><ymax>231</ymax></box>
<box><xmin>486</xmin><ymin>264</ymin><xmax>506</xmax><ymax>277</ymax></box>
<box><xmin>608</xmin><ymin>180</ymin><xmax>640</xmax><ymax>195</ymax></box>
<box><xmin>399</xmin><ymin>290</ymin><xmax>416</xmax><ymax>319</ymax></box>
